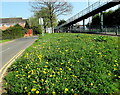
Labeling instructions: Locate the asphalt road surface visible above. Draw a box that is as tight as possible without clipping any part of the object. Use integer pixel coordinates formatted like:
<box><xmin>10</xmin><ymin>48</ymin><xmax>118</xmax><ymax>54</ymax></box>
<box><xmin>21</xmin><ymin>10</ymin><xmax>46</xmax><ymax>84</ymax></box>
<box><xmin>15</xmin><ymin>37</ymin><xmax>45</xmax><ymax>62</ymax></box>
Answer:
<box><xmin>0</xmin><ymin>36</ymin><xmax>38</xmax><ymax>70</ymax></box>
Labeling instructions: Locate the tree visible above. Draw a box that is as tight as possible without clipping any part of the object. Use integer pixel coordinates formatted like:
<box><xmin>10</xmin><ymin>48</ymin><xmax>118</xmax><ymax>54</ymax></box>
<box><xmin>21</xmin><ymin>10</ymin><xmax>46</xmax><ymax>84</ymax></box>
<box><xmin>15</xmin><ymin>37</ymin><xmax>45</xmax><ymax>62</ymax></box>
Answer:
<box><xmin>58</xmin><ymin>19</ymin><xmax>66</xmax><ymax>26</ymax></box>
<box><xmin>30</xmin><ymin>0</ymin><xmax>73</xmax><ymax>33</ymax></box>
<box><xmin>34</xmin><ymin>7</ymin><xmax>57</xmax><ymax>33</ymax></box>
<box><xmin>28</xmin><ymin>17</ymin><xmax>42</xmax><ymax>34</ymax></box>
<box><xmin>24</xmin><ymin>21</ymin><xmax>30</xmax><ymax>29</ymax></box>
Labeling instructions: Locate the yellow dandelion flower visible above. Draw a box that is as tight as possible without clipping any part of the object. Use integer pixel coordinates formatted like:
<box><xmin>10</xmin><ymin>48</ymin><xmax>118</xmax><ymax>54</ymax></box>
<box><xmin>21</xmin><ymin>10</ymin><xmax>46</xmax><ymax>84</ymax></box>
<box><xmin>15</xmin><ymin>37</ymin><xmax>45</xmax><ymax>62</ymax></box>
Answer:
<box><xmin>28</xmin><ymin>75</ymin><xmax>31</xmax><ymax>78</ymax></box>
<box><xmin>31</xmin><ymin>88</ymin><xmax>36</xmax><ymax>92</ymax></box>
<box><xmin>118</xmin><ymin>76</ymin><xmax>120</xmax><ymax>78</ymax></box>
<box><xmin>24</xmin><ymin>87</ymin><xmax>27</xmax><ymax>89</ymax></box>
<box><xmin>16</xmin><ymin>75</ymin><xmax>18</xmax><ymax>77</ymax></box>
<box><xmin>91</xmin><ymin>83</ymin><xmax>93</xmax><ymax>86</ymax></box>
<box><xmin>65</xmin><ymin>50</ymin><xmax>68</xmax><ymax>52</ymax></box>
<box><xmin>60</xmin><ymin>68</ymin><xmax>62</xmax><ymax>70</ymax></box>
<box><xmin>52</xmin><ymin>91</ymin><xmax>56</xmax><ymax>95</ymax></box>
<box><xmin>46</xmin><ymin>62</ymin><xmax>48</xmax><ymax>64</ymax></box>
<box><xmin>41</xmin><ymin>79</ymin><xmax>44</xmax><ymax>82</ymax></box>
<box><xmin>36</xmin><ymin>91</ymin><xmax>39</xmax><ymax>94</ymax></box>
<box><xmin>114</xmin><ymin>68</ymin><xmax>117</xmax><ymax>70</ymax></box>
<box><xmin>45</xmin><ymin>80</ymin><xmax>48</xmax><ymax>83</ymax></box>
<box><xmin>65</xmin><ymin>88</ymin><xmax>69</xmax><ymax>92</ymax></box>
<box><xmin>33</xmin><ymin>81</ymin><xmax>36</xmax><ymax>83</ymax></box>
<box><xmin>43</xmin><ymin>71</ymin><xmax>47</xmax><ymax>74</ymax></box>
<box><xmin>68</xmin><ymin>68</ymin><xmax>71</xmax><ymax>70</ymax></box>
<box><xmin>68</xmin><ymin>61</ymin><xmax>70</xmax><ymax>63</ymax></box>
<box><xmin>49</xmin><ymin>75</ymin><xmax>53</xmax><ymax>77</ymax></box>
<box><xmin>108</xmin><ymin>73</ymin><xmax>111</xmax><ymax>76</ymax></box>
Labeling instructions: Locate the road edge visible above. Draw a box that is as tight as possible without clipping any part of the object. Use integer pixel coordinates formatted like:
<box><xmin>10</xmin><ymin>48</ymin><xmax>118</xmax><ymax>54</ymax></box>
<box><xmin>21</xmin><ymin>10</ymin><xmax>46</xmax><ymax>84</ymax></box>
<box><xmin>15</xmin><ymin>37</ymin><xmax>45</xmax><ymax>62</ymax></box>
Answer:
<box><xmin>0</xmin><ymin>49</ymin><xmax>25</xmax><ymax>94</ymax></box>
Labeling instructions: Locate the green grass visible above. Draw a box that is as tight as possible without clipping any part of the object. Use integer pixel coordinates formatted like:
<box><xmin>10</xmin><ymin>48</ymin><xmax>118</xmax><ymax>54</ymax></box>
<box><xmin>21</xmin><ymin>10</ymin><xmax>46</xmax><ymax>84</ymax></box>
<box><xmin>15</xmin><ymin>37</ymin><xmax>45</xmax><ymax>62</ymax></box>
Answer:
<box><xmin>0</xmin><ymin>39</ymin><xmax>11</xmax><ymax>43</ymax></box>
<box><xmin>4</xmin><ymin>33</ymin><xmax>120</xmax><ymax>95</ymax></box>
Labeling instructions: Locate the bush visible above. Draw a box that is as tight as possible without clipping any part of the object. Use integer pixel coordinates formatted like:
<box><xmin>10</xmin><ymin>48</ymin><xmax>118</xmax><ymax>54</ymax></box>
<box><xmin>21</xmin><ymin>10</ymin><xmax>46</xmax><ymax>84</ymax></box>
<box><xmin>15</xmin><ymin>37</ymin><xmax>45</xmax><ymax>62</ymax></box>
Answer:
<box><xmin>31</xmin><ymin>25</ymin><xmax>42</xmax><ymax>35</ymax></box>
<box><xmin>2</xmin><ymin>24</ymin><xmax>27</xmax><ymax>40</ymax></box>
<box><xmin>4</xmin><ymin>33</ymin><xmax>120</xmax><ymax>95</ymax></box>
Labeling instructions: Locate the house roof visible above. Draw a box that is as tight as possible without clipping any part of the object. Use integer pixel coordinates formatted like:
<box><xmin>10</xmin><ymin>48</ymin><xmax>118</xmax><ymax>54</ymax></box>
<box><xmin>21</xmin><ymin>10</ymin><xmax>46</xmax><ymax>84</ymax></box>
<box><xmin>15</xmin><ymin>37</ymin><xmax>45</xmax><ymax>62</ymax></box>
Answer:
<box><xmin>0</xmin><ymin>17</ymin><xmax>27</xmax><ymax>24</ymax></box>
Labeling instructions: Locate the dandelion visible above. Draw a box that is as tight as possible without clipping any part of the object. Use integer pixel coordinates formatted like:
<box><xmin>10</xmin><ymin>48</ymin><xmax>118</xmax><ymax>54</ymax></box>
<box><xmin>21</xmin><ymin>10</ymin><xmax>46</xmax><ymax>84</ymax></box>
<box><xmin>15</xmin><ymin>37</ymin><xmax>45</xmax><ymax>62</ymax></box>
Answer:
<box><xmin>49</xmin><ymin>75</ymin><xmax>53</xmax><ymax>77</ymax></box>
<box><xmin>52</xmin><ymin>91</ymin><xmax>56</xmax><ymax>95</ymax></box>
<box><xmin>16</xmin><ymin>71</ymin><xmax>18</xmax><ymax>73</ymax></box>
<box><xmin>24</xmin><ymin>87</ymin><xmax>27</xmax><ymax>89</ymax></box>
<box><xmin>114</xmin><ymin>68</ymin><xmax>117</xmax><ymax>70</ymax></box>
<box><xmin>60</xmin><ymin>68</ymin><xmax>62</xmax><ymax>70</ymax></box>
<box><xmin>68</xmin><ymin>61</ymin><xmax>70</xmax><ymax>63</ymax></box>
<box><xmin>46</xmin><ymin>62</ymin><xmax>48</xmax><ymax>64</ymax></box>
<box><xmin>31</xmin><ymin>88</ymin><xmax>36</xmax><ymax>92</ymax></box>
<box><xmin>28</xmin><ymin>75</ymin><xmax>31</xmax><ymax>78</ymax></box>
<box><xmin>43</xmin><ymin>71</ymin><xmax>47</xmax><ymax>74</ymax></box>
<box><xmin>16</xmin><ymin>75</ymin><xmax>18</xmax><ymax>77</ymax></box>
<box><xmin>68</xmin><ymin>68</ymin><xmax>71</xmax><ymax>71</ymax></box>
<box><xmin>65</xmin><ymin>88</ymin><xmax>69</xmax><ymax>92</ymax></box>
<box><xmin>114</xmin><ymin>60</ymin><xmax>117</xmax><ymax>62</ymax></box>
<box><xmin>36</xmin><ymin>91</ymin><xmax>39</xmax><ymax>94</ymax></box>
<box><xmin>33</xmin><ymin>81</ymin><xmax>37</xmax><ymax>83</ymax></box>
<box><xmin>118</xmin><ymin>76</ymin><xmax>120</xmax><ymax>78</ymax></box>
<box><xmin>108</xmin><ymin>73</ymin><xmax>111</xmax><ymax>76</ymax></box>
<box><xmin>65</xmin><ymin>50</ymin><xmax>68</xmax><ymax>52</ymax></box>
<box><xmin>91</xmin><ymin>83</ymin><xmax>93</xmax><ymax>86</ymax></box>
<box><xmin>61</xmin><ymin>63</ymin><xmax>64</xmax><ymax>64</ymax></box>
<box><xmin>45</xmin><ymin>80</ymin><xmax>48</xmax><ymax>83</ymax></box>
<box><xmin>41</xmin><ymin>79</ymin><xmax>44</xmax><ymax>82</ymax></box>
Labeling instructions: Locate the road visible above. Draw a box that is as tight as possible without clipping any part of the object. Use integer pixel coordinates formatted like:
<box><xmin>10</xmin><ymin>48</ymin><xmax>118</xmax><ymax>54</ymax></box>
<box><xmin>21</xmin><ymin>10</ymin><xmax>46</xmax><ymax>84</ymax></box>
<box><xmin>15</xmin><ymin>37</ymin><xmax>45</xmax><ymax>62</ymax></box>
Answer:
<box><xmin>0</xmin><ymin>36</ymin><xmax>38</xmax><ymax>70</ymax></box>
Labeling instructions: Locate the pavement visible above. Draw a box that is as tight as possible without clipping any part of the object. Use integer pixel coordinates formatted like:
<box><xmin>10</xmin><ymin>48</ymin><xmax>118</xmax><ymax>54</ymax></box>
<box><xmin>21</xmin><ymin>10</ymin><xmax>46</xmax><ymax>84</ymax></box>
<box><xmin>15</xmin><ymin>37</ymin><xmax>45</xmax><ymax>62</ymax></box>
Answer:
<box><xmin>0</xmin><ymin>36</ymin><xmax>38</xmax><ymax>94</ymax></box>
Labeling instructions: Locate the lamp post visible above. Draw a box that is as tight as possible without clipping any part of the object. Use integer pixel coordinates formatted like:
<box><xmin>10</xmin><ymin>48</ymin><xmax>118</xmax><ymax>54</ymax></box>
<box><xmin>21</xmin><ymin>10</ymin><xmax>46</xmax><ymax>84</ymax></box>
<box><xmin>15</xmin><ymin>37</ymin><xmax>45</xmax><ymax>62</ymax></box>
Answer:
<box><xmin>39</xmin><ymin>18</ymin><xmax>44</xmax><ymax>36</ymax></box>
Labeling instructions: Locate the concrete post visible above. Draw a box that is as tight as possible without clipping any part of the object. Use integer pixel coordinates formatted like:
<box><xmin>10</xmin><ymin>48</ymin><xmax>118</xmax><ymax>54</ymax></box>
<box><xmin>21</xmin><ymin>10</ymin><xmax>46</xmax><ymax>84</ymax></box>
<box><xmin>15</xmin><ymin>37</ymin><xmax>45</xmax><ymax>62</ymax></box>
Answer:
<box><xmin>100</xmin><ymin>11</ymin><xmax>104</xmax><ymax>32</ymax></box>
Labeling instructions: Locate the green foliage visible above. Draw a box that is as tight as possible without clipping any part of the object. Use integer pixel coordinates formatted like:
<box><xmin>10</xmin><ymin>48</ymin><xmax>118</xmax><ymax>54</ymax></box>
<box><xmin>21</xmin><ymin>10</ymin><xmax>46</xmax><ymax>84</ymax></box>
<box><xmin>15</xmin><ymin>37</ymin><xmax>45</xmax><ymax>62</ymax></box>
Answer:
<box><xmin>90</xmin><ymin>8</ymin><xmax>120</xmax><ymax>28</ymax></box>
<box><xmin>24</xmin><ymin>21</ymin><xmax>30</xmax><ymax>29</ymax></box>
<box><xmin>58</xmin><ymin>20</ymin><xmax>66</xmax><ymax>26</ymax></box>
<box><xmin>4</xmin><ymin>33</ymin><xmax>120</xmax><ymax>94</ymax></box>
<box><xmin>2</xmin><ymin>24</ymin><xmax>27</xmax><ymax>40</ymax></box>
<box><xmin>31</xmin><ymin>25</ymin><xmax>42</xmax><ymax>35</ymax></box>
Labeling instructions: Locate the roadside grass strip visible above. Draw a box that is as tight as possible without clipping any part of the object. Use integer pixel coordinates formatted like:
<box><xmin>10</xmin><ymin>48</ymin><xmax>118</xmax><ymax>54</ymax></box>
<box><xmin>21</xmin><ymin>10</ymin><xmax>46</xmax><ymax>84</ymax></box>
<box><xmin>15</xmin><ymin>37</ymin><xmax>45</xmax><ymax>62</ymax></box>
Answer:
<box><xmin>3</xmin><ymin>33</ymin><xmax>120</xmax><ymax>94</ymax></box>
<box><xmin>0</xmin><ymin>49</ymin><xmax>25</xmax><ymax>81</ymax></box>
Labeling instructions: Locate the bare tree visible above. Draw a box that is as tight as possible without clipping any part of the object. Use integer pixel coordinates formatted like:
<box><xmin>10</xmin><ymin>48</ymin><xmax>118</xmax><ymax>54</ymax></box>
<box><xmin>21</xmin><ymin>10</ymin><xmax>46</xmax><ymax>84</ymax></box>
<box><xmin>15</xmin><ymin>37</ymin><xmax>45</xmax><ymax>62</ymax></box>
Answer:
<box><xmin>30</xmin><ymin>0</ymin><xmax>73</xmax><ymax>33</ymax></box>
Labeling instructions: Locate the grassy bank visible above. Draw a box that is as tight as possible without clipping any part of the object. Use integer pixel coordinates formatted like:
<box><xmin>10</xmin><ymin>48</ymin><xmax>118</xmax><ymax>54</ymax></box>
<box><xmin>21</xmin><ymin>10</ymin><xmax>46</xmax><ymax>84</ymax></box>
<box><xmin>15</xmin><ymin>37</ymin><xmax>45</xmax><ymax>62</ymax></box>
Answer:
<box><xmin>4</xmin><ymin>33</ymin><xmax>119</xmax><ymax>95</ymax></box>
<box><xmin>0</xmin><ymin>39</ymin><xmax>11</xmax><ymax>43</ymax></box>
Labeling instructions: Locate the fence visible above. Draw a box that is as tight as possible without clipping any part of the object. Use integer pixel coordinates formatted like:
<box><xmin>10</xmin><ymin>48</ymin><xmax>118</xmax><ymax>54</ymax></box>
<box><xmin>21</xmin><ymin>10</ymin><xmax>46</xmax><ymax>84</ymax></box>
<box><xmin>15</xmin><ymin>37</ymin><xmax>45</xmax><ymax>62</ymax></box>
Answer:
<box><xmin>56</xmin><ymin>25</ymin><xmax>120</xmax><ymax>36</ymax></box>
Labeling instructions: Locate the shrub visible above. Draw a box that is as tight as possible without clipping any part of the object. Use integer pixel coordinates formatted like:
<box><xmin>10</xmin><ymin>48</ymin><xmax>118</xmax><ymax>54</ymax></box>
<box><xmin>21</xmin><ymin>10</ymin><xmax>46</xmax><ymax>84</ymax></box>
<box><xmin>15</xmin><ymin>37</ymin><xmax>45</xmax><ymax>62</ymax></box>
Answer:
<box><xmin>2</xmin><ymin>24</ymin><xmax>27</xmax><ymax>40</ymax></box>
<box><xmin>31</xmin><ymin>25</ymin><xmax>42</xmax><ymax>35</ymax></box>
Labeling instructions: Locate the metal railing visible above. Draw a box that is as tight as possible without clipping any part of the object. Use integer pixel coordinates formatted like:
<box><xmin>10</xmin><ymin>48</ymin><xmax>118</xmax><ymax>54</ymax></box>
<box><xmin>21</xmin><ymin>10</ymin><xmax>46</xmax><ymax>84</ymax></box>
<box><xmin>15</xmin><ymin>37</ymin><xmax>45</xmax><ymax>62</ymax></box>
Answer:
<box><xmin>57</xmin><ymin>0</ymin><xmax>116</xmax><ymax>29</ymax></box>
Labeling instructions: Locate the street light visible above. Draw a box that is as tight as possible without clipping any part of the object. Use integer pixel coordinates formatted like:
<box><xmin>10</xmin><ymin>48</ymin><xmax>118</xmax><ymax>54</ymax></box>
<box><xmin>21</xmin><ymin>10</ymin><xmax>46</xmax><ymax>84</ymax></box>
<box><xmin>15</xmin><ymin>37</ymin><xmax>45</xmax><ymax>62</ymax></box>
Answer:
<box><xmin>39</xmin><ymin>18</ymin><xmax>44</xmax><ymax>36</ymax></box>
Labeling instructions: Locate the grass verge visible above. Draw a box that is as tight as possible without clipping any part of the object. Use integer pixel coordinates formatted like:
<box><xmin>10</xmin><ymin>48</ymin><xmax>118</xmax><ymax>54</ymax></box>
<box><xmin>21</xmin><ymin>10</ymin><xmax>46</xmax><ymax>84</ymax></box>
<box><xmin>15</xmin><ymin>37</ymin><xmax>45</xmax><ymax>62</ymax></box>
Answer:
<box><xmin>4</xmin><ymin>33</ymin><xmax>120</xmax><ymax>95</ymax></box>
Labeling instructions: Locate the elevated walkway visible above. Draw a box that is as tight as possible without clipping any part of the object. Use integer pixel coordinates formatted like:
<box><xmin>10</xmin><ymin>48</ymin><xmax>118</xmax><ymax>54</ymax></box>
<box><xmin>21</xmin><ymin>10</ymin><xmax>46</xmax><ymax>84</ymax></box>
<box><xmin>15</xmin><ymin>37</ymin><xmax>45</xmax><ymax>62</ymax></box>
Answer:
<box><xmin>57</xmin><ymin>0</ymin><xmax>120</xmax><ymax>29</ymax></box>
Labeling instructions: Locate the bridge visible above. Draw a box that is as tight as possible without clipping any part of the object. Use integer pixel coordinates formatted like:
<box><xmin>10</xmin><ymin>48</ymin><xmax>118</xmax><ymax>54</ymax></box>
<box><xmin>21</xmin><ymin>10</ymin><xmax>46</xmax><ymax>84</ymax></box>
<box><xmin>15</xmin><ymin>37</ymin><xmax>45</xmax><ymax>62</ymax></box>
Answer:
<box><xmin>56</xmin><ymin>0</ymin><xmax>120</xmax><ymax>32</ymax></box>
